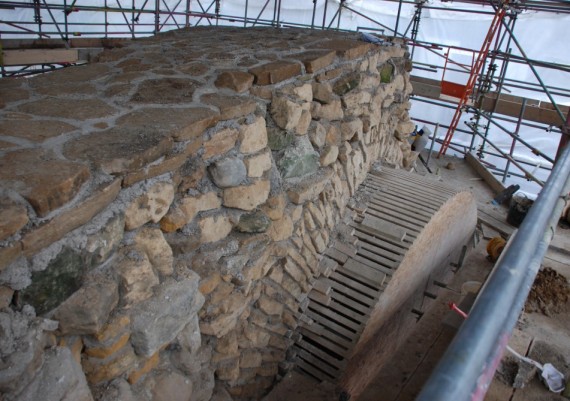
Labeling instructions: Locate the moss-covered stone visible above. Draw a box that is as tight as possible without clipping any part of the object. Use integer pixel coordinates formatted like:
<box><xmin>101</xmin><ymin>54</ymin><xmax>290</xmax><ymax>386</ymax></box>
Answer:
<box><xmin>20</xmin><ymin>247</ymin><xmax>91</xmax><ymax>315</ymax></box>
<box><xmin>267</xmin><ymin>128</ymin><xmax>294</xmax><ymax>151</ymax></box>
<box><xmin>236</xmin><ymin>211</ymin><xmax>272</xmax><ymax>233</ymax></box>
<box><xmin>379</xmin><ymin>63</ymin><xmax>395</xmax><ymax>83</ymax></box>
<box><xmin>278</xmin><ymin>136</ymin><xmax>320</xmax><ymax>179</ymax></box>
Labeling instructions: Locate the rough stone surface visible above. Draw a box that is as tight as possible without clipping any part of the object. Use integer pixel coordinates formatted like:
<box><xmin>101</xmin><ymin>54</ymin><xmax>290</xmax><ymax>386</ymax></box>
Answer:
<box><xmin>244</xmin><ymin>150</ymin><xmax>272</xmax><ymax>178</ymax></box>
<box><xmin>236</xmin><ymin>211</ymin><xmax>272</xmax><ymax>233</ymax></box>
<box><xmin>320</xmin><ymin>145</ymin><xmax>339</xmax><ymax>166</ymax></box>
<box><xmin>204</xmin><ymin>128</ymin><xmax>239</xmax><ymax>160</ymax></box>
<box><xmin>249</xmin><ymin>61</ymin><xmax>302</xmax><ymax>85</ymax></box>
<box><xmin>202</xmin><ymin>93</ymin><xmax>257</xmax><ymax>120</ymax></box>
<box><xmin>215</xmin><ymin>70</ymin><xmax>255</xmax><ymax>93</ymax></box>
<box><xmin>131</xmin><ymin>276</ymin><xmax>205</xmax><ymax>357</ymax></box>
<box><xmin>16</xmin><ymin>347</ymin><xmax>94</xmax><ymax>401</ymax></box>
<box><xmin>134</xmin><ymin>227</ymin><xmax>174</xmax><ymax>276</ymax></box>
<box><xmin>54</xmin><ymin>278</ymin><xmax>119</xmax><ymax>335</ymax></box>
<box><xmin>209</xmin><ymin>157</ymin><xmax>247</xmax><ymax>188</ymax></box>
<box><xmin>161</xmin><ymin>192</ymin><xmax>221</xmax><ymax>232</ymax></box>
<box><xmin>271</xmin><ymin>96</ymin><xmax>303</xmax><ymax>131</ymax></box>
<box><xmin>151</xmin><ymin>371</ymin><xmax>193</xmax><ymax>401</ymax></box>
<box><xmin>124</xmin><ymin>182</ymin><xmax>174</xmax><ymax>230</ymax></box>
<box><xmin>116</xmin><ymin>252</ymin><xmax>159</xmax><ymax>308</ymax></box>
<box><xmin>0</xmin><ymin>198</ymin><xmax>28</xmax><ymax>241</ymax></box>
<box><xmin>199</xmin><ymin>215</ymin><xmax>233</xmax><ymax>243</ymax></box>
<box><xmin>223</xmin><ymin>180</ymin><xmax>270</xmax><ymax>211</ymax></box>
<box><xmin>0</xmin><ymin>149</ymin><xmax>90</xmax><ymax>217</ymax></box>
<box><xmin>240</xmin><ymin>116</ymin><xmax>268</xmax><ymax>154</ymax></box>
<box><xmin>278</xmin><ymin>136</ymin><xmax>320</xmax><ymax>179</ymax></box>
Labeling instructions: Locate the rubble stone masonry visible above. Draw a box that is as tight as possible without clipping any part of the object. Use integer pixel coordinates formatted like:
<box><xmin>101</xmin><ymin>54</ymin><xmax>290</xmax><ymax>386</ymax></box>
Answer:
<box><xmin>0</xmin><ymin>26</ymin><xmax>415</xmax><ymax>400</ymax></box>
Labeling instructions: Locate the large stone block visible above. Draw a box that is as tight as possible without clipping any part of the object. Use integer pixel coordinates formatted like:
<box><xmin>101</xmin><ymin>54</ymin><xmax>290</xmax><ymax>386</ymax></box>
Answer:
<box><xmin>130</xmin><ymin>276</ymin><xmax>204</xmax><ymax>357</ymax></box>
<box><xmin>277</xmin><ymin>136</ymin><xmax>319</xmax><ymax>179</ymax></box>
<box><xmin>209</xmin><ymin>157</ymin><xmax>247</xmax><ymax>188</ymax></box>
<box><xmin>0</xmin><ymin>149</ymin><xmax>90</xmax><ymax>217</ymax></box>
<box><xmin>249</xmin><ymin>61</ymin><xmax>302</xmax><ymax>85</ymax></box>
<box><xmin>124</xmin><ymin>182</ymin><xmax>175</xmax><ymax>230</ymax></box>
<box><xmin>116</xmin><ymin>251</ymin><xmax>159</xmax><ymax>308</ymax></box>
<box><xmin>54</xmin><ymin>278</ymin><xmax>119</xmax><ymax>335</ymax></box>
<box><xmin>0</xmin><ymin>198</ymin><xmax>28</xmax><ymax>241</ymax></box>
<box><xmin>15</xmin><ymin>347</ymin><xmax>93</xmax><ymax>401</ymax></box>
<box><xmin>215</xmin><ymin>71</ymin><xmax>255</xmax><ymax>93</ymax></box>
<box><xmin>160</xmin><ymin>192</ymin><xmax>221</xmax><ymax>233</ymax></box>
<box><xmin>203</xmin><ymin>128</ymin><xmax>239</xmax><ymax>160</ymax></box>
<box><xmin>244</xmin><ymin>150</ymin><xmax>272</xmax><ymax>178</ymax></box>
<box><xmin>271</xmin><ymin>96</ymin><xmax>303</xmax><ymax>130</ymax></box>
<box><xmin>223</xmin><ymin>180</ymin><xmax>270</xmax><ymax>211</ymax></box>
<box><xmin>240</xmin><ymin>116</ymin><xmax>268</xmax><ymax>155</ymax></box>
<box><xmin>199</xmin><ymin>214</ymin><xmax>233</xmax><ymax>243</ymax></box>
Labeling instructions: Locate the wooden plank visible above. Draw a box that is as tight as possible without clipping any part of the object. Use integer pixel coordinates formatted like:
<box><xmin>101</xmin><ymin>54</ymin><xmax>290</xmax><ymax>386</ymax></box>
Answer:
<box><xmin>301</xmin><ymin>310</ymin><xmax>355</xmax><ymax>346</ymax></box>
<box><xmin>296</xmin><ymin>357</ymin><xmax>335</xmax><ymax>381</ymax></box>
<box><xmin>350</xmin><ymin>223</ymin><xmax>410</xmax><ymax>253</ymax></box>
<box><xmin>363</xmin><ymin>182</ymin><xmax>445</xmax><ymax>212</ymax></box>
<box><xmin>299</xmin><ymin>325</ymin><xmax>352</xmax><ymax>354</ymax></box>
<box><xmin>296</xmin><ymin>348</ymin><xmax>341</xmax><ymax>378</ymax></box>
<box><xmin>362</xmin><ymin>214</ymin><xmax>408</xmax><ymax>242</ymax></box>
<box><xmin>334</xmin><ymin>241</ymin><xmax>357</xmax><ymax>257</ymax></box>
<box><xmin>358</xmin><ymin>247</ymin><xmax>400</xmax><ymax>269</ymax></box>
<box><xmin>331</xmin><ymin>270</ymin><xmax>379</xmax><ymax>298</ymax></box>
<box><xmin>329</xmin><ymin>278</ymin><xmax>376</xmax><ymax>305</ymax></box>
<box><xmin>307</xmin><ymin>302</ymin><xmax>362</xmax><ymax>332</ymax></box>
<box><xmin>373</xmin><ymin>169</ymin><xmax>457</xmax><ymax>195</ymax></box>
<box><xmin>352</xmin><ymin>255</ymin><xmax>393</xmax><ymax>279</ymax></box>
<box><xmin>312</xmin><ymin>279</ymin><xmax>332</xmax><ymax>296</ymax></box>
<box><xmin>330</xmin><ymin>291</ymin><xmax>371</xmax><ymax>315</ymax></box>
<box><xmin>367</xmin><ymin>170</ymin><xmax>457</xmax><ymax>200</ymax></box>
<box><xmin>367</xmin><ymin>195</ymin><xmax>434</xmax><ymax>221</ymax></box>
<box><xmin>366</xmin><ymin>176</ymin><xmax>450</xmax><ymax>205</ymax></box>
<box><xmin>308</xmin><ymin>289</ymin><xmax>331</xmax><ymax>306</ymax></box>
<box><xmin>325</xmin><ymin>247</ymin><xmax>349</xmax><ymax>264</ymax></box>
<box><xmin>2</xmin><ymin>49</ymin><xmax>78</xmax><ymax>66</ymax></box>
<box><xmin>410</xmin><ymin>75</ymin><xmax>569</xmax><ymax>126</ymax></box>
<box><xmin>363</xmin><ymin>185</ymin><xmax>439</xmax><ymax>215</ymax></box>
<box><xmin>342</xmin><ymin>258</ymin><xmax>388</xmax><ymax>285</ymax></box>
<box><xmin>478</xmin><ymin>209</ymin><xmax>514</xmax><ymax>237</ymax></box>
<box><xmin>329</xmin><ymin>299</ymin><xmax>367</xmax><ymax>322</ymax></box>
<box><xmin>296</xmin><ymin>338</ymin><xmax>345</xmax><ymax>370</ymax></box>
<box><xmin>466</xmin><ymin>152</ymin><xmax>506</xmax><ymax>194</ymax></box>
<box><xmin>364</xmin><ymin>208</ymin><xmax>422</xmax><ymax>234</ymax></box>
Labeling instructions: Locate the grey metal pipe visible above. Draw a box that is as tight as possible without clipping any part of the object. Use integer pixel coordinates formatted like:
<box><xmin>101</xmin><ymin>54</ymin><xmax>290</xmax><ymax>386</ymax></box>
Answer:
<box><xmin>416</xmin><ymin>141</ymin><xmax>570</xmax><ymax>401</ymax></box>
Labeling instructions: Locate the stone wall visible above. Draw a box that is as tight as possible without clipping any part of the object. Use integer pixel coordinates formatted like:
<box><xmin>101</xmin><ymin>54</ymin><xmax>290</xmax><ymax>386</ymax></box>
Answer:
<box><xmin>0</xmin><ymin>27</ymin><xmax>415</xmax><ymax>400</ymax></box>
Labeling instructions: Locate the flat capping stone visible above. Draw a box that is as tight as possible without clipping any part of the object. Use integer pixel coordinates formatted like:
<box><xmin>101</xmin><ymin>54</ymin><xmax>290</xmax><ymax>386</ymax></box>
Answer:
<box><xmin>311</xmin><ymin>39</ymin><xmax>374</xmax><ymax>60</ymax></box>
<box><xmin>249</xmin><ymin>61</ymin><xmax>302</xmax><ymax>85</ymax></box>
<box><xmin>293</xmin><ymin>50</ymin><xmax>337</xmax><ymax>74</ymax></box>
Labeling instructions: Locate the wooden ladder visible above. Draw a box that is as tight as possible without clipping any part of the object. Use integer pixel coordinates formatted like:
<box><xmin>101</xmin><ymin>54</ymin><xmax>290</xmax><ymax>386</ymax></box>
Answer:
<box><xmin>437</xmin><ymin>2</ymin><xmax>508</xmax><ymax>157</ymax></box>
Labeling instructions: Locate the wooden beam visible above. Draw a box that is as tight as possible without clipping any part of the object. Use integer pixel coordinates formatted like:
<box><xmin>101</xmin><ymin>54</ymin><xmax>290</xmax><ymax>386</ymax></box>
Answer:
<box><xmin>1</xmin><ymin>38</ymin><xmax>128</xmax><ymax>50</ymax></box>
<box><xmin>465</xmin><ymin>152</ymin><xmax>506</xmax><ymax>194</ymax></box>
<box><xmin>410</xmin><ymin>75</ymin><xmax>569</xmax><ymax>127</ymax></box>
<box><xmin>2</xmin><ymin>49</ymin><xmax>78</xmax><ymax>66</ymax></box>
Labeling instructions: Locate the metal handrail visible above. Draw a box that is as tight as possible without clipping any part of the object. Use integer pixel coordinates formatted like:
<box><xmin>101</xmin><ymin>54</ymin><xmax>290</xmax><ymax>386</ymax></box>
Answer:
<box><xmin>416</xmin><ymin>141</ymin><xmax>570</xmax><ymax>401</ymax></box>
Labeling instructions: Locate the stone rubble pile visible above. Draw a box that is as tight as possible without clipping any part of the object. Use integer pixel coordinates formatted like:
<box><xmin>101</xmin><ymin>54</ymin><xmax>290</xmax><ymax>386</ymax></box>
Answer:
<box><xmin>0</xmin><ymin>26</ymin><xmax>415</xmax><ymax>400</ymax></box>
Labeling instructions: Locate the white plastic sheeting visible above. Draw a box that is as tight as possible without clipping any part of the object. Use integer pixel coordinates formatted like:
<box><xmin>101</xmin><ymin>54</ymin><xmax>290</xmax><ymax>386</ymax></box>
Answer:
<box><xmin>3</xmin><ymin>0</ymin><xmax>569</xmax><ymax>195</ymax></box>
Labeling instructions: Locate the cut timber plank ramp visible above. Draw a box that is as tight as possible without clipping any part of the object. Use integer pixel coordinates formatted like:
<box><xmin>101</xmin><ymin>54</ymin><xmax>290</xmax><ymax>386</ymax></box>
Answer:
<box><xmin>291</xmin><ymin>167</ymin><xmax>461</xmax><ymax>382</ymax></box>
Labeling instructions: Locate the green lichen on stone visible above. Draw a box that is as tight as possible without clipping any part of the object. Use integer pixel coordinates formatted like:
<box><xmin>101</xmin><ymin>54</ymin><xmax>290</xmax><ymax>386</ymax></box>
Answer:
<box><xmin>379</xmin><ymin>63</ymin><xmax>395</xmax><ymax>83</ymax></box>
<box><xmin>267</xmin><ymin>128</ymin><xmax>294</xmax><ymax>151</ymax></box>
<box><xmin>278</xmin><ymin>136</ymin><xmax>320</xmax><ymax>179</ymax></box>
<box><xmin>236</xmin><ymin>211</ymin><xmax>272</xmax><ymax>233</ymax></box>
<box><xmin>20</xmin><ymin>247</ymin><xmax>90</xmax><ymax>315</ymax></box>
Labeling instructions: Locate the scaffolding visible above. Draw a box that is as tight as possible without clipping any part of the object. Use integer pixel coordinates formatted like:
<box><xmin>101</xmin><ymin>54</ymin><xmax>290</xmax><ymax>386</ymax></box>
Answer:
<box><xmin>1</xmin><ymin>2</ymin><xmax>570</xmax><ymax>398</ymax></box>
